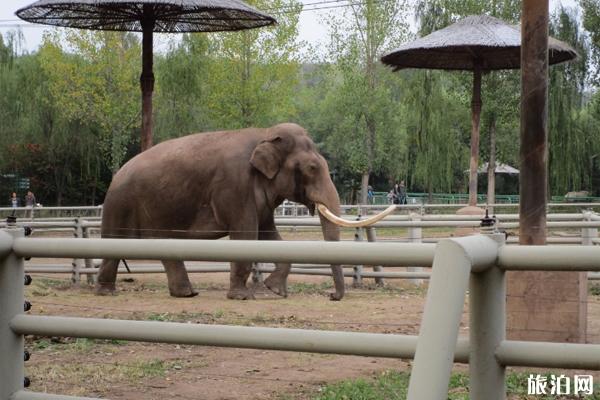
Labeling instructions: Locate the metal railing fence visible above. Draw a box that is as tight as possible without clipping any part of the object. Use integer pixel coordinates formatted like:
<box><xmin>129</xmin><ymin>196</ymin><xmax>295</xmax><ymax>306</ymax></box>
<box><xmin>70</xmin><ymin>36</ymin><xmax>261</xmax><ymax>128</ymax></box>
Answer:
<box><xmin>2</xmin><ymin>202</ymin><xmax>600</xmax><ymax>220</ymax></box>
<box><xmin>3</xmin><ymin>224</ymin><xmax>600</xmax><ymax>400</ymax></box>
<box><xmin>5</xmin><ymin>210</ymin><xmax>599</xmax><ymax>287</ymax></box>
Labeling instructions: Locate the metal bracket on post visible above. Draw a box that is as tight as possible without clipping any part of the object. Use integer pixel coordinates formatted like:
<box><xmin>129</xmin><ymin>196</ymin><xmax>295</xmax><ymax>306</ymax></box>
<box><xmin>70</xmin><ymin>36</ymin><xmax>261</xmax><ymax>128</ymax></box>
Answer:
<box><xmin>0</xmin><ymin>222</ymin><xmax>25</xmax><ymax>400</ymax></box>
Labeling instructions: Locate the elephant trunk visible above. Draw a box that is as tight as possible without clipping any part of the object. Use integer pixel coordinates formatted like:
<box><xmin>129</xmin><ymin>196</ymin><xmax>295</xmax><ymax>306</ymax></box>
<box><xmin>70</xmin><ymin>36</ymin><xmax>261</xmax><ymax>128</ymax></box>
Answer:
<box><xmin>317</xmin><ymin>198</ymin><xmax>345</xmax><ymax>301</ymax></box>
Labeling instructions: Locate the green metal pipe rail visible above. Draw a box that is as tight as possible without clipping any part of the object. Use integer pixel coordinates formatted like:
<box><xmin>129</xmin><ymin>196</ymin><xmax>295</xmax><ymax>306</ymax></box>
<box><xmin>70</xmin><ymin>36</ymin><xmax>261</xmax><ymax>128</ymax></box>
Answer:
<box><xmin>3</xmin><ymin>224</ymin><xmax>600</xmax><ymax>399</ymax></box>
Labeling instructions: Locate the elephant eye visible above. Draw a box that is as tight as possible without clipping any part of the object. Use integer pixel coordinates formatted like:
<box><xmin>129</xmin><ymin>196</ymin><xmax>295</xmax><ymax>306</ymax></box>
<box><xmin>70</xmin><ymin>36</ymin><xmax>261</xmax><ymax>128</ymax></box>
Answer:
<box><xmin>307</xmin><ymin>163</ymin><xmax>318</xmax><ymax>174</ymax></box>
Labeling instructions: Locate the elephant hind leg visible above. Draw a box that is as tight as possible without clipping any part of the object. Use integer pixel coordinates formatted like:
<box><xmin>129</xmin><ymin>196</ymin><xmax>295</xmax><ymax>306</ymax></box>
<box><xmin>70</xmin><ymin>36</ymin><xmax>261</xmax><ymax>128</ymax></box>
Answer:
<box><xmin>161</xmin><ymin>260</ymin><xmax>198</xmax><ymax>298</ymax></box>
<box><xmin>264</xmin><ymin>262</ymin><xmax>290</xmax><ymax>298</ymax></box>
<box><xmin>95</xmin><ymin>259</ymin><xmax>119</xmax><ymax>295</ymax></box>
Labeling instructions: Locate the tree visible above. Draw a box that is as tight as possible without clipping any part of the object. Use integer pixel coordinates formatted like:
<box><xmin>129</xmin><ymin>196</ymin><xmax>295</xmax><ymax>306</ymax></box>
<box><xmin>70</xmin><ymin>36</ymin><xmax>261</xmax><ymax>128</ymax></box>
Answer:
<box><xmin>548</xmin><ymin>7</ymin><xmax>595</xmax><ymax>195</ymax></box>
<box><xmin>319</xmin><ymin>0</ymin><xmax>410</xmax><ymax>204</ymax></box>
<box><xmin>413</xmin><ymin>0</ymin><xmax>521</xmax><ymax>202</ymax></box>
<box><xmin>153</xmin><ymin>34</ymin><xmax>212</xmax><ymax>141</ymax></box>
<box><xmin>204</xmin><ymin>0</ymin><xmax>302</xmax><ymax>130</ymax></box>
<box><xmin>39</xmin><ymin>30</ymin><xmax>140</xmax><ymax>174</ymax></box>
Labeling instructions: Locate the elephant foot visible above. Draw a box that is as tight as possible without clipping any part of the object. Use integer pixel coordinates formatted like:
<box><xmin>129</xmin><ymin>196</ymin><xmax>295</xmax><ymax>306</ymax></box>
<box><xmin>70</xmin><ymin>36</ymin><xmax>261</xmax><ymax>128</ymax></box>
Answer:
<box><xmin>263</xmin><ymin>276</ymin><xmax>288</xmax><ymax>298</ymax></box>
<box><xmin>94</xmin><ymin>282</ymin><xmax>116</xmax><ymax>296</ymax></box>
<box><xmin>169</xmin><ymin>285</ymin><xmax>198</xmax><ymax>298</ymax></box>
<box><xmin>227</xmin><ymin>288</ymin><xmax>255</xmax><ymax>300</ymax></box>
<box><xmin>329</xmin><ymin>292</ymin><xmax>343</xmax><ymax>301</ymax></box>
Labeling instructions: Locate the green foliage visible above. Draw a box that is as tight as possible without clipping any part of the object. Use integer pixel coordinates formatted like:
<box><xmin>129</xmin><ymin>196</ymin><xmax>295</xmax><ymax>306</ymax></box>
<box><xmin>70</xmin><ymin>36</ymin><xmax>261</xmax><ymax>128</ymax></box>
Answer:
<box><xmin>154</xmin><ymin>34</ymin><xmax>211</xmax><ymax>140</ymax></box>
<box><xmin>548</xmin><ymin>7</ymin><xmax>600</xmax><ymax>196</ymax></box>
<box><xmin>39</xmin><ymin>30</ymin><xmax>141</xmax><ymax>173</ymax></box>
<box><xmin>204</xmin><ymin>0</ymin><xmax>302</xmax><ymax>129</ymax></box>
<box><xmin>2</xmin><ymin>0</ymin><xmax>600</xmax><ymax>205</ymax></box>
<box><xmin>314</xmin><ymin>0</ymin><xmax>410</xmax><ymax>202</ymax></box>
<box><xmin>314</xmin><ymin>370</ymin><xmax>600</xmax><ymax>400</ymax></box>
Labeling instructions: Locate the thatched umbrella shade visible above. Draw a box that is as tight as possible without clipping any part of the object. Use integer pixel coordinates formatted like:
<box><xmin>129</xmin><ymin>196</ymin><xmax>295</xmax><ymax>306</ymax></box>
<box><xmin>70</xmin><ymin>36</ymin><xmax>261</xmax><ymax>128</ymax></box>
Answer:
<box><xmin>16</xmin><ymin>0</ymin><xmax>276</xmax><ymax>152</ymax></box>
<box><xmin>381</xmin><ymin>15</ymin><xmax>576</xmax><ymax>208</ymax></box>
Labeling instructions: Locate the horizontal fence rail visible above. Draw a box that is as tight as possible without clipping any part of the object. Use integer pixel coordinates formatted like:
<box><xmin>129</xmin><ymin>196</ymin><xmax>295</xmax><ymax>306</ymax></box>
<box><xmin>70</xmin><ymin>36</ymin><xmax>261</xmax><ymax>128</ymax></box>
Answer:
<box><xmin>9</xmin><ymin>315</ymin><xmax>469</xmax><ymax>362</ymax></box>
<box><xmin>12</xmin><ymin>238</ymin><xmax>436</xmax><ymax>266</ymax></box>
<box><xmin>498</xmin><ymin>246</ymin><xmax>600</xmax><ymax>270</ymax></box>
<box><xmin>5</xmin><ymin>216</ymin><xmax>600</xmax><ymax>231</ymax></box>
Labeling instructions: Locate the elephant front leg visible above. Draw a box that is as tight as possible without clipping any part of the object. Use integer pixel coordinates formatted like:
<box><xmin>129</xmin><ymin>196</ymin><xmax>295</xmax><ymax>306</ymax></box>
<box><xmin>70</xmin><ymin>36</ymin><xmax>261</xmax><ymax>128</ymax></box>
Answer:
<box><xmin>162</xmin><ymin>260</ymin><xmax>198</xmax><ymax>297</ymax></box>
<box><xmin>227</xmin><ymin>262</ymin><xmax>255</xmax><ymax>300</ymax></box>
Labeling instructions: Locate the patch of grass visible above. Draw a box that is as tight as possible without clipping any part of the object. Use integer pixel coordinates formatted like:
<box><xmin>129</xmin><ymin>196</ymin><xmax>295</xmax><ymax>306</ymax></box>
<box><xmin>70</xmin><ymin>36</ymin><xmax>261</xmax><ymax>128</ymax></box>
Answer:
<box><xmin>143</xmin><ymin>310</ymin><xmax>229</xmax><ymax>324</ymax></box>
<box><xmin>314</xmin><ymin>370</ymin><xmax>409</xmax><ymax>400</ymax></box>
<box><xmin>589</xmin><ymin>284</ymin><xmax>600</xmax><ymax>296</ymax></box>
<box><xmin>147</xmin><ymin>312</ymin><xmax>173</xmax><ymax>322</ymax></box>
<box><xmin>289</xmin><ymin>281</ymin><xmax>332</xmax><ymax>295</ymax></box>
<box><xmin>28</xmin><ymin>358</ymin><xmax>169</xmax><ymax>396</ymax></box>
<box><xmin>29</xmin><ymin>337</ymin><xmax>127</xmax><ymax>352</ymax></box>
<box><xmin>312</xmin><ymin>371</ymin><xmax>600</xmax><ymax>400</ymax></box>
<box><xmin>28</xmin><ymin>277</ymin><xmax>71</xmax><ymax>296</ymax></box>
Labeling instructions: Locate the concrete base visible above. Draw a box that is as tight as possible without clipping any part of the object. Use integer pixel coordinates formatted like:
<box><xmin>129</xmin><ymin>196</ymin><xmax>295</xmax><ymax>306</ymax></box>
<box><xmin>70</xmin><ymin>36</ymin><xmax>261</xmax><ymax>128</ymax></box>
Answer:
<box><xmin>507</xmin><ymin>271</ymin><xmax>587</xmax><ymax>343</ymax></box>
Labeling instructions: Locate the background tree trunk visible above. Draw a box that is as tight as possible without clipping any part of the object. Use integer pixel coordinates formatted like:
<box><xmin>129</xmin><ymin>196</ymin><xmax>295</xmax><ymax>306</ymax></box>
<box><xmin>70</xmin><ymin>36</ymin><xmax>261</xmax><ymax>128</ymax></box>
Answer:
<box><xmin>487</xmin><ymin>117</ymin><xmax>496</xmax><ymax>213</ymax></box>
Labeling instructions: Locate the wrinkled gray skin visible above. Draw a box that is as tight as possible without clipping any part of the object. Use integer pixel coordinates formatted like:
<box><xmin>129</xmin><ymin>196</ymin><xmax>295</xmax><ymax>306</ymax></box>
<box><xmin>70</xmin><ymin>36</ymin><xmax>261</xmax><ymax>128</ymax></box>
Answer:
<box><xmin>95</xmin><ymin>123</ymin><xmax>345</xmax><ymax>301</ymax></box>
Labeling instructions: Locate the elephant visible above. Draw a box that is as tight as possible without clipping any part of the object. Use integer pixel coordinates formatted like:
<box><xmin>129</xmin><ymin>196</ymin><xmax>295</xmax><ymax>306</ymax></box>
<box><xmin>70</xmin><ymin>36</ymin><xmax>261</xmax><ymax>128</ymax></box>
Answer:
<box><xmin>95</xmin><ymin>123</ymin><xmax>346</xmax><ymax>300</ymax></box>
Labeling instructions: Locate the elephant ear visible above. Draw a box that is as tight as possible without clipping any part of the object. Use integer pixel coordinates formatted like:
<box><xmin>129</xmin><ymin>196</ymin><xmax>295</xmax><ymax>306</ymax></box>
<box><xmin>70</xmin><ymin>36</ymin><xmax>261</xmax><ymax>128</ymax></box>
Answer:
<box><xmin>250</xmin><ymin>137</ymin><xmax>283</xmax><ymax>180</ymax></box>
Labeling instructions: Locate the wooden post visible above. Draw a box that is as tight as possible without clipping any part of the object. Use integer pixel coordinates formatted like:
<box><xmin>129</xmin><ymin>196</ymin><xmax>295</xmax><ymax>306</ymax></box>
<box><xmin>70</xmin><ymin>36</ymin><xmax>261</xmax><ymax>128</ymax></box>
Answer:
<box><xmin>487</xmin><ymin>118</ymin><xmax>497</xmax><ymax>215</ymax></box>
<box><xmin>468</xmin><ymin>66</ymin><xmax>483</xmax><ymax>207</ymax></box>
<box><xmin>507</xmin><ymin>0</ymin><xmax>586</xmax><ymax>343</ymax></box>
<box><xmin>140</xmin><ymin>5</ymin><xmax>155</xmax><ymax>152</ymax></box>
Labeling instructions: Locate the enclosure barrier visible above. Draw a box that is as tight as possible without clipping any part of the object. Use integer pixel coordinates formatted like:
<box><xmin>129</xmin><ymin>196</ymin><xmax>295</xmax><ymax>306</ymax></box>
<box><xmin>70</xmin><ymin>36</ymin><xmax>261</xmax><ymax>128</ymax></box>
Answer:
<box><xmin>2</xmin><ymin>202</ymin><xmax>600</xmax><ymax>221</ymax></box>
<box><xmin>3</xmin><ymin>222</ymin><xmax>600</xmax><ymax>400</ymax></box>
<box><xmin>9</xmin><ymin>210</ymin><xmax>599</xmax><ymax>286</ymax></box>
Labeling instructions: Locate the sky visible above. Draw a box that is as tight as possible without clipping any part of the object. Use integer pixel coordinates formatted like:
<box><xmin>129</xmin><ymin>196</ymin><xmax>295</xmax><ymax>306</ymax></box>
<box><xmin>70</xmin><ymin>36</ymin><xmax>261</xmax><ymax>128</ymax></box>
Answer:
<box><xmin>0</xmin><ymin>0</ymin><xmax>580</xmax><ymax>54</ymax></box>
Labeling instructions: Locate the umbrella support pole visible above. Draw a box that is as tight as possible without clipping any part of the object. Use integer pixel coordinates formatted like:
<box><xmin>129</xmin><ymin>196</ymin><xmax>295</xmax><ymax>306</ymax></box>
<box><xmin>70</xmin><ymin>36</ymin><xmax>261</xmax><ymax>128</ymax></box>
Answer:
<box><xmin>468</xmin><ymin>67</ymin><xmax>482</xmax><ymax>208</ymax></box>
<box><xmin>140</xmin><ymin>13</ymin><xmax>155</xmax><ymax>152</ymax></box>
<box><xmin>507</xmin><ymin>0</ymin><xmax>587</xmax><ymax>343</ymax></box>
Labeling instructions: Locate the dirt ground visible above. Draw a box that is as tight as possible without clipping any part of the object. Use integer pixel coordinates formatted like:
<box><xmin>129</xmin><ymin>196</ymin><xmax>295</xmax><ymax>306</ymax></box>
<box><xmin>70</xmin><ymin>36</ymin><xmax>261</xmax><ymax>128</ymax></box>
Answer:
<box><xmin>22</xmin><ymin>264</ymin><xmax>600</xmax><ymax>400</ymax></box>
<box><xmin>20</xmin><ymin>226</ymin><xmax>600</xmax><ymax>399</ymax></box>
<box><xmin>25</xmin><ymin>268</ymin><xmax>429</xmax><ymax>400</ymax></box>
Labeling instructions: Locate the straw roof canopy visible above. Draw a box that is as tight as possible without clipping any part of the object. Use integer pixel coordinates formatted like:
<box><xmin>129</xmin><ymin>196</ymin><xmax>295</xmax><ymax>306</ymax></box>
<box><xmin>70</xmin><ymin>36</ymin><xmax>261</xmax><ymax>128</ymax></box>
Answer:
<box><xmin>381</xmin><ymin>15</ymin><xmax>577</xmax><ymax>71</ymax></box>
<box><xmin>16</xmin><ymin>0</ymin><xmax>276</xmax><ymax>33</ymax></box>
<box><xmin>478</xmin><ymin>162</ymin><xmax>519</xmax><ymax>174</ymax></box>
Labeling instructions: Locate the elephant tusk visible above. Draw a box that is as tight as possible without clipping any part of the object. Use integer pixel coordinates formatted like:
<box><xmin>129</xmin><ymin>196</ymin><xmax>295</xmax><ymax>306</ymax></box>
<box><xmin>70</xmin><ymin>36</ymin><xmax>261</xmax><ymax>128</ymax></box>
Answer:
<box><xmin>316</xmin><ymin>203</ymin><xmax>397</xmax><ymax>228</ymax></box>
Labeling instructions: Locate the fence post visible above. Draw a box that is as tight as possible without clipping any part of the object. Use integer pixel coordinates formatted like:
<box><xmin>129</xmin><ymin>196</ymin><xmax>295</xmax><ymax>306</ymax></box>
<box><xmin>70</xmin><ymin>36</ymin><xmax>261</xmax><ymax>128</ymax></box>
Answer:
<box><xmin>82</xmin><ymin>224</ymin><xmax>96</xmax><ymax>285</ymax></box>
<box><xmin>72</xmin><ymin>218</ymin><xmax>84</xmax><ymax>285</ymax></box>
<box><xmin>252</xmin><ymin>263</ymin><xmax>264</xmax><ymax>283</ymax></box>
<box><xmin>366</xmin><ymin>227</ymin><xmax>384</xmax><ymax>286</ymax></box>
<box><xmin>407</xmin><ymin>234</ymin><xmax>499</xmax><ymax>400</ymax></box>
<box><xmin>353</xmin><ymin>214</ymin><xmax>363</xmax><ymax>287</ymax></box>
<box><xmin>582</xmin><ymin>211</ymin><xmax>597</xmax><ymax>246</ymax></box>
<box><xmin>408</xmin><ymin>213</ymin><xmax>424</xmax><ymax>285</ymax></box>
<box><xmin>469</xmin><ymin>233</ymin><xmax>506</xmax><ymax>400</ymax></box>
<box><xmin>0</xmin><ymin>224</ymin><xmax>25</xmax><ymax>400</ymax></box>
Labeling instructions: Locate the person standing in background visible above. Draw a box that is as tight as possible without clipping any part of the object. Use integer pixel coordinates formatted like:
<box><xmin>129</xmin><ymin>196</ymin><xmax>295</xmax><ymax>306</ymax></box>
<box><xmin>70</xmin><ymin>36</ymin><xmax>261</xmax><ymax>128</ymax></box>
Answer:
<box><xmin>398</xmin><ymin>180</ymin><xmax>408</xmax><ymax>205</ymax></box>
<box><xmin>24</xmin><ymin>190</ymin><xmax>36</xmax><ymax>219</ymax></box>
